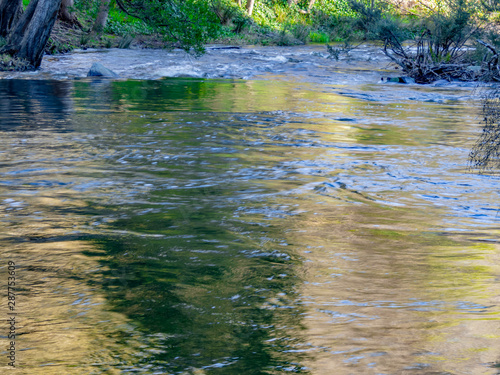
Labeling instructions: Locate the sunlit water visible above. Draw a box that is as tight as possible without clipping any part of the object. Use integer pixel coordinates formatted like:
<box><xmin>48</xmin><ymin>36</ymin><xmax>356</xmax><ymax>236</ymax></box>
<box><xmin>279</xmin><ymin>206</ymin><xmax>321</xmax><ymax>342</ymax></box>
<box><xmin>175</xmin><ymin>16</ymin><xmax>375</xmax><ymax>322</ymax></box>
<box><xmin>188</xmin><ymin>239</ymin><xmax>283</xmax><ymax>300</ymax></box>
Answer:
<box><xmin>1</xmin><ymin>76</ymin><xmax>500</xmax><ymax>375</ymax></box>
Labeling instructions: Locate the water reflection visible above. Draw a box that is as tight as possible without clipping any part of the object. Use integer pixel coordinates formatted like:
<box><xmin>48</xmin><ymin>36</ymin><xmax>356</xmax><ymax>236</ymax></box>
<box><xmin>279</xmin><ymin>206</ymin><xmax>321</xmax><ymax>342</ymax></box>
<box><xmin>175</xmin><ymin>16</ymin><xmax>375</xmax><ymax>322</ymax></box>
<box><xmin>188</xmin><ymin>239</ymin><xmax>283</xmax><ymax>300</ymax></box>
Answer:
<box><xmin>0</xmin><ymin>78</ymin><xmax>500</xmax><ymax>374</ymax></box>
<box><xmin>0</xmin><ymin>80</ymin><xmax>73</xmax><ymax>129</ymax></box>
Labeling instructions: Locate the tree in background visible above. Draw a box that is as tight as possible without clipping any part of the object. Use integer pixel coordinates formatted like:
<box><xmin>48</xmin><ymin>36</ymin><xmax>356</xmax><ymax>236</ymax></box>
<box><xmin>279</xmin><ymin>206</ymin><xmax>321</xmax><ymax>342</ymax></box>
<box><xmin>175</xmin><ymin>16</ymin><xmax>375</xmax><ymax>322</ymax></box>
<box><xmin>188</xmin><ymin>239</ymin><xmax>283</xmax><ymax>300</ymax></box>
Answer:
<box><xmin>246</xmin><ymin>0</ymin><xmax>255</xmax><ymax>15</ymax></box>
<box><xmin>92</xmin><ymin>0</ymin><xmax>112</xmax><ymax>33</ymax></box>
<box><xmin>0</xmin><ymin>0</ymin><xmax>223</xmax><ymax>68</ymax></box>
<box><xmin>59</xmin><ymin>0</ymin><xmax>82</xmax><ymax>25</ymax></box>
<box><xmin>114</xmin><ymin>0</ymin><xmax>221</xmax><ymax>55</ymax></box>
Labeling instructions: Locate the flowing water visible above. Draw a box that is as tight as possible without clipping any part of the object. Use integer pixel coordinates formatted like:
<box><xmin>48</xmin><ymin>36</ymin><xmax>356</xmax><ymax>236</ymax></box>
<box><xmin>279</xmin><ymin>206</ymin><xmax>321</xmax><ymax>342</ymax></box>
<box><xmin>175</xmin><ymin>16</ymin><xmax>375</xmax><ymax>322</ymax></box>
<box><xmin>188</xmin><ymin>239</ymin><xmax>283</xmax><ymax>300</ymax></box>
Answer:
<box><xmin>1</xmin><ymin>51</ymin><xmax>500</xmax><ymax>375</ymax></box>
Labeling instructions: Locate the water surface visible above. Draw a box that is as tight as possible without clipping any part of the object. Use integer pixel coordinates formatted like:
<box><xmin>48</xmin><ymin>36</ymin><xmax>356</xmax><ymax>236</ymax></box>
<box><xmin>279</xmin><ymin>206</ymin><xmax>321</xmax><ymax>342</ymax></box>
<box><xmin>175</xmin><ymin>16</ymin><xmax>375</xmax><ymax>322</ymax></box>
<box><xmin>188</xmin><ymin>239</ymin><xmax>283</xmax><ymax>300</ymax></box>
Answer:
<box><xmin>0</xmin><ymin>77</ymin><xmax>499</xmax><ymax>375</ymax></box>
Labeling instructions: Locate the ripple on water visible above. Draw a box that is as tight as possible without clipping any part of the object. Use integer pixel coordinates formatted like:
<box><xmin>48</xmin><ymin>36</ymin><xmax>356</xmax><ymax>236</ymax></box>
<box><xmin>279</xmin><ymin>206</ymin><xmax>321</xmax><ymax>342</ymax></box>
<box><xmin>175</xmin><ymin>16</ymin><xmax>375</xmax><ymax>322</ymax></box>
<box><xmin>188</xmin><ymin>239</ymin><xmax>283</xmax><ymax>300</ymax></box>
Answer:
<box><xmin>0</xmin><ymin>76</ymin><xmax>499</xmax><ymax>375</ymax></box>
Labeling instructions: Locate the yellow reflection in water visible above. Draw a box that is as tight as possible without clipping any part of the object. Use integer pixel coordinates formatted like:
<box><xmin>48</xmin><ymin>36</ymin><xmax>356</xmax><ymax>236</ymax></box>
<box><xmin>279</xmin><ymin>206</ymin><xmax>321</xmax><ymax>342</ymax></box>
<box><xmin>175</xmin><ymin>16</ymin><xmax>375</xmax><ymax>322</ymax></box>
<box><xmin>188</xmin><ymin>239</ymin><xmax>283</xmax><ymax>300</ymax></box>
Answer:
<box><xmin>285</xmin><ymin>200</ymin><xmax>500</xmax><ymax>374</ymax></box>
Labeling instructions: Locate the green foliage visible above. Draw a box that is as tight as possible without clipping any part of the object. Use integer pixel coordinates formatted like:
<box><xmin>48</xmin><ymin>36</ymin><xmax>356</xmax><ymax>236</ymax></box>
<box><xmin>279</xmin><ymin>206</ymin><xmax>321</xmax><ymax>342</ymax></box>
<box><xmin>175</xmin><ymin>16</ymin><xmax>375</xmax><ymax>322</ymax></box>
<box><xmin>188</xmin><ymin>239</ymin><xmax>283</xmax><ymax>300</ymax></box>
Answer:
<box><xmin>373</xmin><ymin>16</ymin><xmax>409</xmax><ymax>44</ymax></box>
<box><xmin>114</xmin><ymin>0</ymin><xmax>221</xmax><ymax>55</ymax></box>
<box><xmin>483</xmin><ymin>28</ymin><xmax>500</xmax><ymax>50</ymax></box>
<box><xmin>276</xmin><ymin>29</ymin><xmax>296</xmax><ymax>45</ymax></box>
<box><xmin>46</xmin><ymin>40</ymin><xmax>73</xmax><ymax>54</ymax></box>
<box><xmin>380</xmin><ymin>0</ymin><xmax>494</xmax><ymax>82</ymax></box>
<box><xmin>105</xmin><ymin>13</ymin><xmax>154</xmax><ymax>36</ymax></box>
<box><xmin>74</xmin><ymin>0</ymin><xmax>221</xmax><ymax>53</ymax></box>
<box><xmin>481</xmin><ymin>0</ymin><xmax>500</xmax><ymax>12</ymax></box>
<box><xmin>252</xmin><ymin>0</ymin><xmax>307</xmax><ymax>29</ymax></box>
<box><xmin>420</xmin><ymin>0</ymin><xmax>475</xmax><ymax>60</ymax></box>
<box><xmin>212</xmin><ymin>0</ymin><xmax>245</xmax><ymax>24</ymax></box>
<box><xmin>211</xmin><ymin>0</ymin><xmax>251</xmax><ymax>33</ymax></box>
<box><xmin>313</xmin><ymin>0</ymin><xmax>355</xmax><ymax>18</ymax></box>
<box><xmin>348</xmin><ymin>0</ymin><xmax>384</xmax><ymax>30</ymax></box>
<box><xmin>252</xmin><ymin>0</ymin><xmax>282</xmax><ymax>28</ymax></box>
<box><xmin>74</xmin><ymin>0</ymin><xmax>102</xmax><ymax>21</ymax></box>
<box><xmin>61</xmin><ymin>0</ymin><xmax>499</xmax><ymax>59</ymax></box>
<box><xmin>118</xmin><ymin>34</ymin><xmax>134</xmax><ymax>48</ymax></box>
<box><xmin>348</xmin><ymin>0</ymin><xmax>407</xmax><ymax>41</ymax></box>
<box><xmin>290</xmin><ymin>23</ymin><xmax>311</xmax><ymax>43</ymax></box>
<box><xmin>244</xmin><ymin>0</ymin><xmax>310</xmax><ymax>45</ymax></box>
<box><xmin>309</xmin><ymin>31</ymin><xmax>330</xmax><ymax>43</ymax></box>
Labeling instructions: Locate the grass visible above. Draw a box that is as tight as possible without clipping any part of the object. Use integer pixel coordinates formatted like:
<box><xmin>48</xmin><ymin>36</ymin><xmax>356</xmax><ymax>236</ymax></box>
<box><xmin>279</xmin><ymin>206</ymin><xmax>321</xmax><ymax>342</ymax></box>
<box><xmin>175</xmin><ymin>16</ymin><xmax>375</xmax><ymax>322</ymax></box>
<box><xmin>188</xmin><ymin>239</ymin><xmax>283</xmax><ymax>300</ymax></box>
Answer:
<box><xmin>0</xmin><ymin>53</ymin><xmax>32</xmax><ymax>71</ymax></box>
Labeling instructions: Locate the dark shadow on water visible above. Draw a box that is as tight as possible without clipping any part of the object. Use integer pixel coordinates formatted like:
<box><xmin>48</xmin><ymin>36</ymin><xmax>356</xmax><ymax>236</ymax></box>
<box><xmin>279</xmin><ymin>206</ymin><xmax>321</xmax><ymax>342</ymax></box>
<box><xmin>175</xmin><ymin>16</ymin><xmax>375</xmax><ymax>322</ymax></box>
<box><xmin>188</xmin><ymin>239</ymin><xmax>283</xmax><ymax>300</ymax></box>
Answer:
<box><xmin>0</xmin><ymin>80</ymin><xmax>74</xmax><ymax>129</ymax></box>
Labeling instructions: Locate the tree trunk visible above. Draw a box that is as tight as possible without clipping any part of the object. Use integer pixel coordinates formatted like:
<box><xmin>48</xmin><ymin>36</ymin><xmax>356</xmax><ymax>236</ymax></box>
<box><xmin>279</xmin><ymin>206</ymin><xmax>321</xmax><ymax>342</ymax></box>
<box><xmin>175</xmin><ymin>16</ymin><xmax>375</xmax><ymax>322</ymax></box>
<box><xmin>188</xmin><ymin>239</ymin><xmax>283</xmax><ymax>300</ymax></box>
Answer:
<box><xmin>235</xmin><ymin>0</ymin><xmax>241</xmax><ymax>6</ymax></box>
<box><xmin>246</xmin><ymin>0</ymin><xmax>254</xmax><ymax>15</ymax></box>
<box><xmin>0</xmin><ymin>0</ymin><xmax>22</xmax><ymax>37</ymax></box>
<box><xmin>297</xmin><ymin>0</ymin><xmax>316</xmax><ymax>14</ymax></box>
<box><xmin>92</xmin><ymin>0</ymin><xmax>111</xmax><ymax>33</ymax></box>
<box><xmin>287</xmin><ymin>0</ymin><xmax>298</xmax><ymax>5</ymax></box>
<box><xmin>1</xmin><ymin>0</ymin><xmax>62</xmax><ymax>68</ymax></box>
<box><xmin>58</xmin><ymin>0</ymin><xmax>76</xmax><ymax>23</ymax></box>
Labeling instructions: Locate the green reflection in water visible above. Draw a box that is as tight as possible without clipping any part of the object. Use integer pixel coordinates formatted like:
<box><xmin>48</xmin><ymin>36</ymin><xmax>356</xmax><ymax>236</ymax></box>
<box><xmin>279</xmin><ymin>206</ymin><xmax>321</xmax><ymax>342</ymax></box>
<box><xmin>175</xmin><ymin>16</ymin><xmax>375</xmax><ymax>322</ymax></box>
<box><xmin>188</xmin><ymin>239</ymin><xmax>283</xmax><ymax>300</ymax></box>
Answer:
<box><xmin>71</xmin><ymin>79</ymin><xmax>312</xmax><ymax>373</ymax></box>
<box><xmin>1</xmin><ymin>78</ymin><xmax>500</xmax><ymax>375</ymax></box>
<box><xmin>82</xmin><ymin>189</ymin><xmax>307</xmax><ymax>373</ymax></box>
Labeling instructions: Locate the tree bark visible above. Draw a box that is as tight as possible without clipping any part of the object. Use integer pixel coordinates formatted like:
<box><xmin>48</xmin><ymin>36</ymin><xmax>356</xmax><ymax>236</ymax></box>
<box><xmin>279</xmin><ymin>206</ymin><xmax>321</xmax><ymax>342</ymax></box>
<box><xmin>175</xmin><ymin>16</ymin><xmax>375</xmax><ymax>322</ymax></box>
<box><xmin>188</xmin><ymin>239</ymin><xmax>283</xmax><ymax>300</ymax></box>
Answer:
<box><xmin>0</xmin><ymin>0</ymin><xmax>22</xmax><ymax>37</ymax></box>
<box><xmin>246</xmin><ymin>0</ymin><xmax>254</xmax><ymax>15</ymax></box>
<box><xmin>92</xmin><ymin>0</ymin><xmax>111</xmax><ymax>33</ymax></box>
<box><xmin>58</xmin><ymin>0</ymin><xmax>76</xmax><ymax>23</ymax></box>
<box><xmin>1</xmin><ymin>0</ymin><xmax>62</xmax><ymax>68</ymax></box>
<box><xmin>297</xmin><ymin>0</ymin><xmax>316</xmax><ymax>14</ymax></box>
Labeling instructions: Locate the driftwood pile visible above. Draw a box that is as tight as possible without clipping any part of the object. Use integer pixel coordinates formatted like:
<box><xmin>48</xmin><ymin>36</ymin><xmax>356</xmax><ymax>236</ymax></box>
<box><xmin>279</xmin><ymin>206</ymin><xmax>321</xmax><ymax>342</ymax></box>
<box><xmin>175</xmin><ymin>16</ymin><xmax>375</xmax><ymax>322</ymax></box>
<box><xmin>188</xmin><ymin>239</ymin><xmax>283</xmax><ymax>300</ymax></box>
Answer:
<box><xmin>380</xmin><ymin>33</ymin><xmax>500</xmax><ymax>172</ymax></box>
<box><xmin>383</xmin><ymin>35</ymin><xmax>500</xmax><ymax>84</ymax></box>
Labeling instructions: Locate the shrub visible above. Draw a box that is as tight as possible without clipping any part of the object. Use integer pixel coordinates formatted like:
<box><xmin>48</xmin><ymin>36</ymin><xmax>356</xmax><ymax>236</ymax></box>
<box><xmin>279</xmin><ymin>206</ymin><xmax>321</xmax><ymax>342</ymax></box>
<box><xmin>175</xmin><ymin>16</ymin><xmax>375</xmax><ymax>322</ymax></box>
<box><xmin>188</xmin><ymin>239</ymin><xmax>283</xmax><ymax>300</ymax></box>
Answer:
<box><xmin>379</xmin><ymin>0</ymin><xmax>494</xmax><ymax>82</ymax></box>
<box><xmin>0</xmin><ymin>53</ymin><xmax>32</xmax><ymax>71</ymax></box>
<box><xmin>211</xmin><ymin>0</ymin><xmax>250</xmax><ymax>32</ymax></box>
<box><xmin>309</xmin><ymin>31</ymin><xmax>330</xmax><ymax>43</ymax></box>
<box><xmin>291</xmin><ymin>23</ymin><xmax>311</xmax><ymax>43</ymax></box>
<box><xmin>469</xmin><ymin>89</ymin><xmax>500</xmax><ymax>171</ymax></box>
<box><xmin>108</xmin><ymin>0</ymin><xmax>222</xmax><ymax>55</ymax></box>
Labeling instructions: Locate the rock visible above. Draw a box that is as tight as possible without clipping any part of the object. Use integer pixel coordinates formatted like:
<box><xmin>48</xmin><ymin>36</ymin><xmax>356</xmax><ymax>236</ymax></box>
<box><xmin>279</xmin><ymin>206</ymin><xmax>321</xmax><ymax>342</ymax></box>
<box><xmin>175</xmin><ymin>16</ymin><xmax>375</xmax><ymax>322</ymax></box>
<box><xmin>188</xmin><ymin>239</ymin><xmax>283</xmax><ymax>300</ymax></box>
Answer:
<box><xmin>155</xmin><ymin>66</ymin><xmax>203</xmax><ymax>78</ymax></box>
<box><xmin>467</xmin><ymin>65</ymin><xmax>482</xmax><ymax>74</ymax></box>
<box><xmin>87</xmin><ymin>63</ymin><xmax>119</xmax><ymax>78</ymax></box>
<box><xmin>466</xmin><ymin>65</ymin><xmax>483</xmax><ymax>78</ymax></box>
<box><xmin>207</xmin><ymin>46</ymin><xmax>241</xmax><ymax>50</ymax></box>
<box><xmin>385</xmin><ymin>77</ymin><xmax>400</xmax><ymax>83</ymax></box>
<box><xmin>399</xmin><ymin>76</ymin><xmax>415</xmax><ymax>84</ymax></box>
<box><xmin>432</xmin><ymin>79</ymin><xmax>450</xmax><ymax>87</ymax></box>
<box><xmin>383</xmin><ymin>76</ymin><xmax>415</xmax><ymax>84</ymax></box>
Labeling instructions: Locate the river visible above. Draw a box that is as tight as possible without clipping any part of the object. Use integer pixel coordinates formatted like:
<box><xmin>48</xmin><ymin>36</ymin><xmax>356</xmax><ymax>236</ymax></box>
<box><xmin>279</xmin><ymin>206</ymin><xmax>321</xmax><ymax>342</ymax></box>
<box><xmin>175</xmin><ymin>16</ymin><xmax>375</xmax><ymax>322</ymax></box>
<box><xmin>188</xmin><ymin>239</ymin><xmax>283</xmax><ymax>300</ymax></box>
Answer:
<box><xmin>0</xmin><ymin>45</ymin><xmax>499</xmax><ymax>374</ymax></box>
